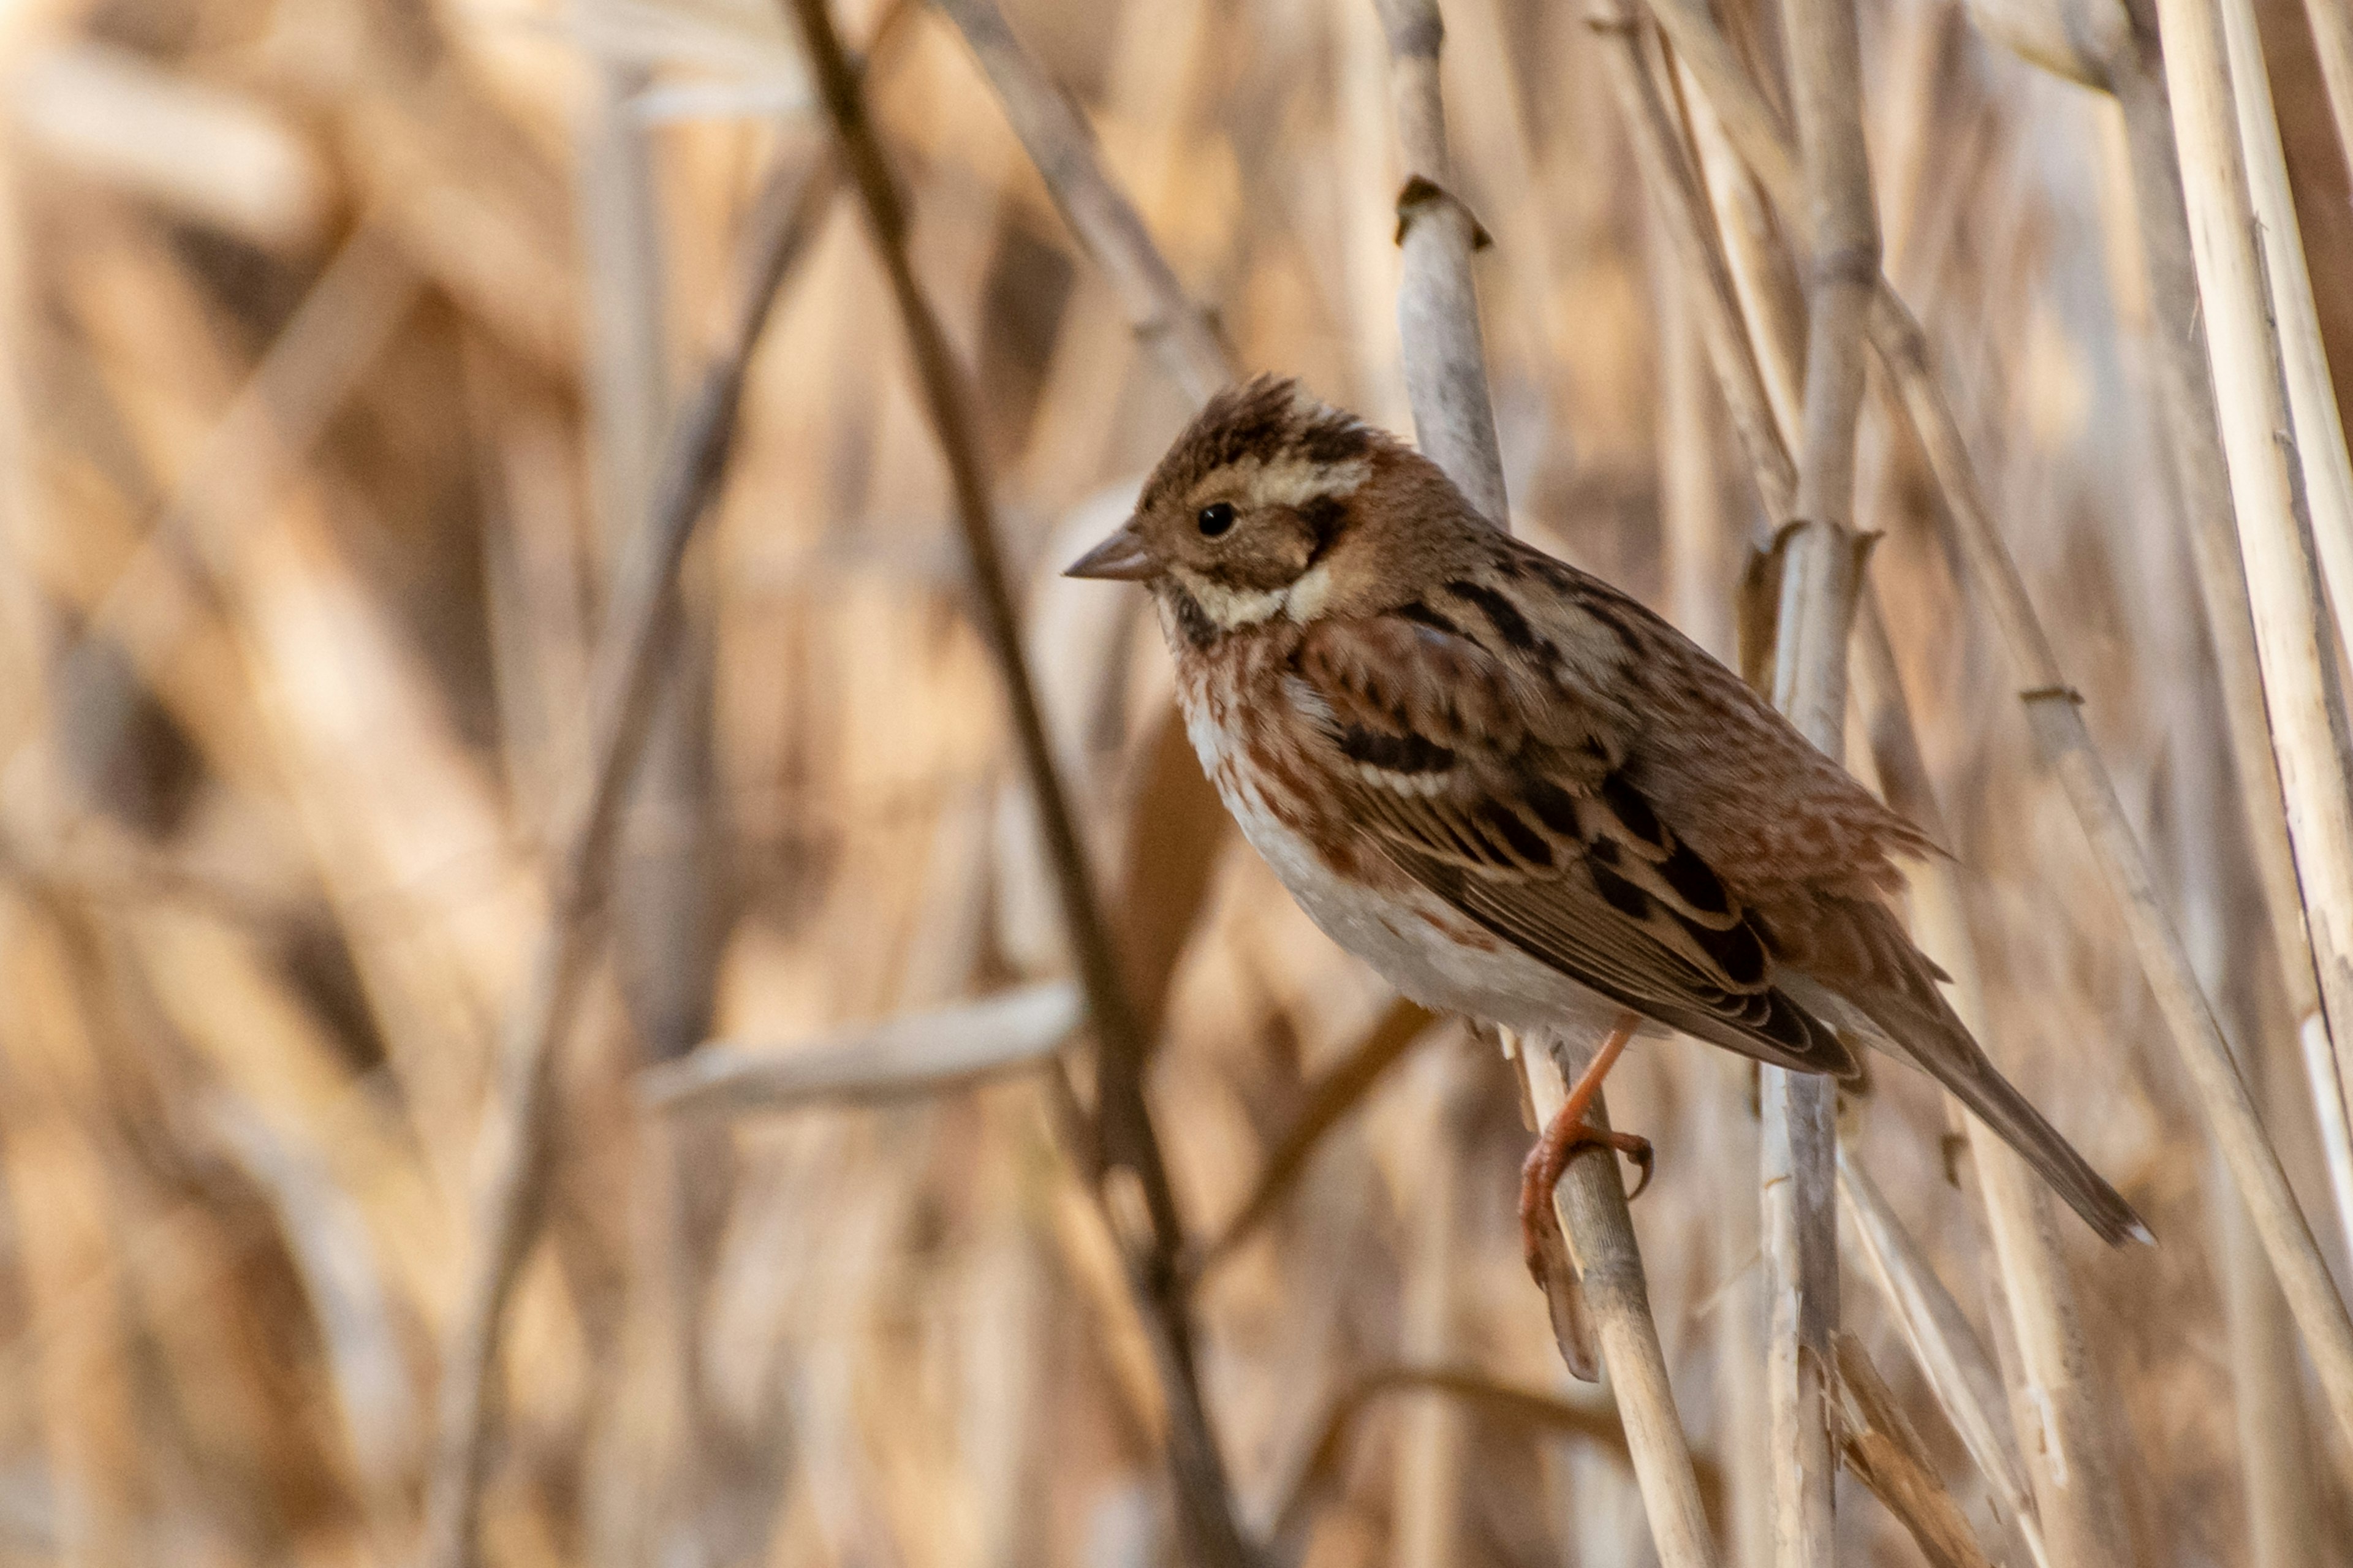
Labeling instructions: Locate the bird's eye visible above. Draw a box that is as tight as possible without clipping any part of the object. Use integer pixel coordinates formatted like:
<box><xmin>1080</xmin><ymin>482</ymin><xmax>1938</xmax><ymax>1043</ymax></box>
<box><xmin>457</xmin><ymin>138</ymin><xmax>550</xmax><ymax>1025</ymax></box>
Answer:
<box><xmin>1196</xmin><ymin>502</ymin><xmax>1237</xmax><ymax>538</ymax></box>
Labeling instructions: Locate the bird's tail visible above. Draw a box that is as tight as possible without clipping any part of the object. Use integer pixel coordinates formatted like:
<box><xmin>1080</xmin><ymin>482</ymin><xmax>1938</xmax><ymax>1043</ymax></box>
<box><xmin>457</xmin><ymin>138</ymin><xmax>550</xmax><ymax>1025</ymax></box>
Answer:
<box><xmin>1783</xmin><ymin>905</ymin><xmax>2152</xmax><ymax>1248</ymax></box>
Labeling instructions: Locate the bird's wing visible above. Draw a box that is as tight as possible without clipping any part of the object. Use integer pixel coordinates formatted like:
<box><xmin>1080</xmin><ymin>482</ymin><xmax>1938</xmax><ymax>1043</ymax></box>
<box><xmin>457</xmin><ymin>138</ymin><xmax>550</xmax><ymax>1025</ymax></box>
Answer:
<box><xmin>1290</xmin><ymin>612</ymin><xmax>1857</xmax><ymax>1078</ymax></box>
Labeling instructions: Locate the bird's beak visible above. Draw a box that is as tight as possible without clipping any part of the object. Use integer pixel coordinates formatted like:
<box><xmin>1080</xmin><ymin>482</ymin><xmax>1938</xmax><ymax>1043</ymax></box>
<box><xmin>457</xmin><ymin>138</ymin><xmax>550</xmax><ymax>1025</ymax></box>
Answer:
<box><xmin>1063</xmin><ymin>520</ymin><xmax>1157</xmax><ymax>581</ymax></box>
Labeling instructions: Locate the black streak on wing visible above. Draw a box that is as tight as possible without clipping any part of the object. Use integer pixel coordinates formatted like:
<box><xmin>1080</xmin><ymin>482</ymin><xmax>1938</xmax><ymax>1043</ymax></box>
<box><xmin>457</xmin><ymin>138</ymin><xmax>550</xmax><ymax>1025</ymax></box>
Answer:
<box><xmin>1393</xmin><ymin>600</ymin><xmax>1466</xmax><ymax>637</ymax></box>
<box><xmin>1339</xmin><ymin>725</ymin><xmax>1456</xmax><ymax>775</ymax></box>
<box><xmin>1444</xmin><ymin>578</ymin><xmax>1541</xmax><ymax>652</ymax></box>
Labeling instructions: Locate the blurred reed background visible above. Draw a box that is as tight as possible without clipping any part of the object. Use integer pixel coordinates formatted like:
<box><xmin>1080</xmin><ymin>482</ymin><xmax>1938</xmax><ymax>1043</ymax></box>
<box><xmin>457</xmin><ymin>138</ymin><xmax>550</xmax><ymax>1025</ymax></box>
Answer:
<box><xmin>1</xmin><ymin>0</ymin><xmax>2351</xmax><ymax>1562</ymax></box>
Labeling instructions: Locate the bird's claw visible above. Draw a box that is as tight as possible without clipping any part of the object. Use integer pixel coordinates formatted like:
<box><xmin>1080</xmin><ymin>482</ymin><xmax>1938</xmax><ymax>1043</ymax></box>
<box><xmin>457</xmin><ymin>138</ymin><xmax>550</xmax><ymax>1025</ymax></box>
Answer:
<box><xmin>1520</xmin><ymin>1121</ymin><xmax>1657</xmax><ymax>1286</ymax></box>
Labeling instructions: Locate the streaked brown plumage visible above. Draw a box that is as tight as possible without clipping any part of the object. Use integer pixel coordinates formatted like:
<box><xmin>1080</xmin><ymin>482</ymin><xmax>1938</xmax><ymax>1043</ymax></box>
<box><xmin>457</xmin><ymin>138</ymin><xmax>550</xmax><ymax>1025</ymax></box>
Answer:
<box><xmin>1068</xmin><ymin>375</ymin><xmax>2148</xmax><ymax>1249</ymax></box>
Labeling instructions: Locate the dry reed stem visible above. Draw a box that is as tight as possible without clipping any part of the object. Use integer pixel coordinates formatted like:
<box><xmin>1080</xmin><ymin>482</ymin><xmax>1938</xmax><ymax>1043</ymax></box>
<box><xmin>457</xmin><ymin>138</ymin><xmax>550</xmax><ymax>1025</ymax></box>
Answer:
<box><xmin>642</xmin><ymin>982</ymin><xmax>1082</xmax><ymax>1113</ymax></box>
<box><xmin>2216</xmin><ymin>1145</ymin><xmax>2322</xmax><ymax>1568</ymax></box>
<box><xmin>1397</xmin><ymin>1046</ymin><xmax>1474</xmax><ymax>1568</ymax></box>
<box><xmin>932</xmin><ymin>0</ymin><xmax>1230</xmax><ymax>406</ymax></box>
<box><xmin>1759</xmin><ymin>0</ymin><xmax>1882</xmax><ymax>1558</ymax></box>
<box><xmin>1631</xmin><ymin>0</ymin><xmax>2353</xmax><ymax>1450</ymax></box>
<box><xmin>782</xmin><ymin>1</ymin><xmax>1256</xmax><ymax>1559</ymax></box>
<box><xmin>415</xmin><ymin>140</ymin><xmax>838</xmax><ymax>1568</ymax></box>
<box><xmin>1526</xmin><ymin>1034</ymin><xmax>1721</xmax><ymax>1567</ymax></box>
<box><xmin>1371</xmin><ymin>0</ymin><xmax>1508</xmax><ymax>529</ymax></box>
<box><xmin>2212</xmin><ymin>0</ymin><xmax>2353</xmax><ymax>667</ymax></box>
<box><xmin>1359</xmin><ymin>2</ymin><xmax>1717</xmax><ymax>1558</ymax></box>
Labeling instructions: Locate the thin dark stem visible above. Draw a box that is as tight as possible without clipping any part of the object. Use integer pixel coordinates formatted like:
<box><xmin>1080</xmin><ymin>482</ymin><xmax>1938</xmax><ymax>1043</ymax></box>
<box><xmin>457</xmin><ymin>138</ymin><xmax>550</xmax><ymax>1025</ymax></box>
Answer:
<box><xmin>780</xmin><ymin>1</ymin><xmax>1255</xmax><ymax>1559</ymax></box>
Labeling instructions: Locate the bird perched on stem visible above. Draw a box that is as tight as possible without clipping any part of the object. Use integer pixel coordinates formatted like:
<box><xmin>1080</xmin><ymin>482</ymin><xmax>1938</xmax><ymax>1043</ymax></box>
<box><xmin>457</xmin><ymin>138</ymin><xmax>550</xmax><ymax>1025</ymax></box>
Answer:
<box><xmin>1067</xmin><ymin>376</ymin><xmax>2149</xmax><ymax>1274</ymax></box>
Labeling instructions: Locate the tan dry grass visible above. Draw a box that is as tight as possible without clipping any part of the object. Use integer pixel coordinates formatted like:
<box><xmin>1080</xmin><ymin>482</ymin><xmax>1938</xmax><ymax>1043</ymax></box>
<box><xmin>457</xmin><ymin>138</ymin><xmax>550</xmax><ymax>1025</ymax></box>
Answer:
<box><xmin>0</xmin><ymin>0</ymin><xmax>2349</xmax><ymax>1563</ymax></box>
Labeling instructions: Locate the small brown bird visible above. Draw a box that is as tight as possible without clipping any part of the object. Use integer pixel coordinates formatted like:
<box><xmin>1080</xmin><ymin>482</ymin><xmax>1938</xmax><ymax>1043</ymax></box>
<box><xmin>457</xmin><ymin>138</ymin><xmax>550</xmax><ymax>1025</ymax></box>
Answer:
<box><xmin>1067</xmin><ymin>376</ymin><xmax>2148</xmax><ymax>1263</ymax></box>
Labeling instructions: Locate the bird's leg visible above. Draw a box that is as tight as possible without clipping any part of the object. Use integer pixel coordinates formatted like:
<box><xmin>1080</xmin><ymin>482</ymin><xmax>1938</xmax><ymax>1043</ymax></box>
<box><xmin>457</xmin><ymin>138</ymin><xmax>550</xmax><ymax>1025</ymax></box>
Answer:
<box><xmin>1520</xmin><ymin>1011</ymin><xmax>1651</xmax><ymax>1282</ymax></box>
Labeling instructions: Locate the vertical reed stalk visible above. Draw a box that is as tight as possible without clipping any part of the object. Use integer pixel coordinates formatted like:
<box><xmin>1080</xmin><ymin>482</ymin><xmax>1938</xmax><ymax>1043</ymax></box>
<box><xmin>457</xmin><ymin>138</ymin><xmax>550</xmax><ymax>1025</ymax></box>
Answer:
<box><xmin>1371</xmin><ymin>0</ymin><xmax>1509</xmax><ymax>529</ymax></box>
<box><xmin>1760</xmin><ymin>0</ymin><xmax>1881</xmax><ymax>1558</ymax></box>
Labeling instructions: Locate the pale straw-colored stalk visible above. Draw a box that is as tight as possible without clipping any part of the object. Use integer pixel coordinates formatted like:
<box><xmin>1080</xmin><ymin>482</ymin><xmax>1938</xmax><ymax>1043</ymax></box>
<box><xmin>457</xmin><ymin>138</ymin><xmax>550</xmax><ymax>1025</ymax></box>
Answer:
<box><xmin>2148</xmin><ymin>0</ymin><xmax>2353</xmax><ymax>1447</ymax></box>
<box><xmin>2211</xmin><ymin>0</ymin><xmax>2353</xmax><ymax>665</ymax></box>
<box><xmin>1756</xmin><ymin>0</ymin><xmax>1881</xmax><ymax>1557</ymax></box>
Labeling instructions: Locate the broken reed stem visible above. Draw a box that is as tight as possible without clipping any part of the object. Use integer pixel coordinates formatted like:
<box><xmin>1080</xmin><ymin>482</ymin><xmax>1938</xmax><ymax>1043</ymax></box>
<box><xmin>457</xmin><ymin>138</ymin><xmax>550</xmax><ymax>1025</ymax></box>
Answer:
<box><xmin>780</xmin><ymin>2</ymin><xmax>1255</xmax><ymax>1561</ymax></box>
<box><xmin>1631</xmin><ymin>0</ymin><xmax>2353</xmax><ymax>1452</ymax></box>
<box><xmin>414</xmin><ymin>145</ymin><xmax>835</xmax><ymax>1568</ymax></box>
<box><xmin>1366</xmin><ymin>2</ymin><xmax>1716</xmax><ymax>1559</ymax></box>
<box><xmin>1830</xmin><ymin>1333</ymin><xmax>1999</xmax><ymax>1568</ymax></box>
<box><xmin>1762</xmin><ymin>0</ymin><xmax>1882</xmax><ymax>1557</ymax></box>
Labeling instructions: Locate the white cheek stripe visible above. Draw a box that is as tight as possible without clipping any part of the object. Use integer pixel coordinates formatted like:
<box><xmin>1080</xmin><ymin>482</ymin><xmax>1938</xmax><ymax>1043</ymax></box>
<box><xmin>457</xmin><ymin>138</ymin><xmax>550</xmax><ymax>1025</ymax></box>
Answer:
<box><xmin>1284</xmin><ymin>560</ymin><xmax>1336</xmax><ymax>622</ymax></box>
<box><xmin>1174</xmin><ymin>569</ymin><xmax>1287</xmax><ymax>629</ymax></box>
<box><xmin>1172</xmin><ymin>557</ymin><xmax>1341</xmax><ymax>631</ymax></box>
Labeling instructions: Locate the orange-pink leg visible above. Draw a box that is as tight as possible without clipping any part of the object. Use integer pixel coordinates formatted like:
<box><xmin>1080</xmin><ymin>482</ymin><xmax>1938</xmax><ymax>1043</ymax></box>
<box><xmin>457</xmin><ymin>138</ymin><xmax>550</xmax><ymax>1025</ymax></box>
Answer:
<box><xmin>1520</xmin><ymin>1011</ymin><xmax>1653</xmax><ymax>1282</ymax></box>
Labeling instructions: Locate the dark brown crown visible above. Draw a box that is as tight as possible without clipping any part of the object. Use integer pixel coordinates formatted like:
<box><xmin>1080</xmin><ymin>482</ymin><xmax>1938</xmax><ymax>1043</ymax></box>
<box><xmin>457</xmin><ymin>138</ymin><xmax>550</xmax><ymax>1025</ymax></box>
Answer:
<box><xmin>1137</xmin><ymin>375</ymin><xmax>1390</xmax><ymax>513</ymax></box>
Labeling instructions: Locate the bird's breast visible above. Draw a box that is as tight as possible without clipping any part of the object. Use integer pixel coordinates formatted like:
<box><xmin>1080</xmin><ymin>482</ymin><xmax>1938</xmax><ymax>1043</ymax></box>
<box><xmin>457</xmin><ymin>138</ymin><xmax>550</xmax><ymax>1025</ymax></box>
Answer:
<box><xmin>1172</xmin><ymin>642</ymin><xmax>1583</xmax><ymax>1026</ymax></box>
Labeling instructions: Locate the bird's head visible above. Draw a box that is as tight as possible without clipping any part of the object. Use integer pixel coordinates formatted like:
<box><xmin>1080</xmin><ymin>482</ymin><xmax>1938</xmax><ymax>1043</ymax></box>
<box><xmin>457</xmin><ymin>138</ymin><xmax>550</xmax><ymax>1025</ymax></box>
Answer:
<box><xmin>1064</xmin><ymin>376</ymin><xmax>1465</xmax><ymax>635</ymax></box>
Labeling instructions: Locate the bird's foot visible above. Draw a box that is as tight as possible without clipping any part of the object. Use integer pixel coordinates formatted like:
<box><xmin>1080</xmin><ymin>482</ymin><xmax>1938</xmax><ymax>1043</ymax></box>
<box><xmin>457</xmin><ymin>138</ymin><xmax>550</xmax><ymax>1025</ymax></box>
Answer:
<box><xmin>1519</xmin><ymin>1115</ymin><xmax>1654</xmax><ymax>1284</ymax></box>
